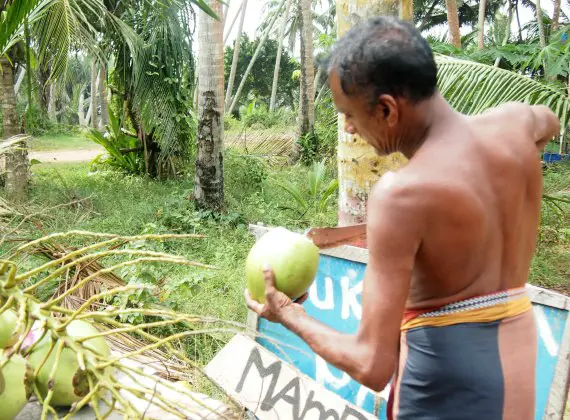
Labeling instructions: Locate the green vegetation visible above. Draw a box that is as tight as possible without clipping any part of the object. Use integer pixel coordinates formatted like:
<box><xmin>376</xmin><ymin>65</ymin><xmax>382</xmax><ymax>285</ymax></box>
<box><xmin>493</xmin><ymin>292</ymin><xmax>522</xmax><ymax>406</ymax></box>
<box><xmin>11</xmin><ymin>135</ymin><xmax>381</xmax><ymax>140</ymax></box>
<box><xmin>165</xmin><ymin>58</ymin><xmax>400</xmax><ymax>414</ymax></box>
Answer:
<box><xmin>23</xmin><ymin>151</ymin><xmax>338</xmax><ymax>327</ymax></box>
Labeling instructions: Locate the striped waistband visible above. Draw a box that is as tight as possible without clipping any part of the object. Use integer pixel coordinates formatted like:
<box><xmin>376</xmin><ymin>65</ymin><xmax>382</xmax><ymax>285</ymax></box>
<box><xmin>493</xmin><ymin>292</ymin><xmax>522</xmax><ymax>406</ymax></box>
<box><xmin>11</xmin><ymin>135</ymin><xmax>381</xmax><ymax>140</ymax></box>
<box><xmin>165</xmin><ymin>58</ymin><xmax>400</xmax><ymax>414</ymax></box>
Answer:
<box><xmin>401</xmin><ymin>287</ymin><xmax>532</xmax><ymax>331</ymax></box>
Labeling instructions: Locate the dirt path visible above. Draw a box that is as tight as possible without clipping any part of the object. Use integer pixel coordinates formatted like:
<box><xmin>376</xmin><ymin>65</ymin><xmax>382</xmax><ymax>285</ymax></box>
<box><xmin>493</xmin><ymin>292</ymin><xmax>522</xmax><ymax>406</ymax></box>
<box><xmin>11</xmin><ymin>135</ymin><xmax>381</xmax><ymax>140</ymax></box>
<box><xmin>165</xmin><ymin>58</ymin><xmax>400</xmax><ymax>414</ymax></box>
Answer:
<box><xmin>29</xmin><ymin>147</ymin><xmax>104</xmax><ymax>164</ymax></box>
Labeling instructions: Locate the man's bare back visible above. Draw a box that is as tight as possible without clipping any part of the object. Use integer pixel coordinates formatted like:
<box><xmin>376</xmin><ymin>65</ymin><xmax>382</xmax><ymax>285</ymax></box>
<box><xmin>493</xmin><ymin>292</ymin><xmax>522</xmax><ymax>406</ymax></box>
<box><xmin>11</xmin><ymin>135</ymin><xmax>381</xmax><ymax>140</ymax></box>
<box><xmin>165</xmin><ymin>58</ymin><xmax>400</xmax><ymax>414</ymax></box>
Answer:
<box><xmin>387</xmin><ymin>102</ymin><xmax>560</xmax><ymax>309</ymax></box>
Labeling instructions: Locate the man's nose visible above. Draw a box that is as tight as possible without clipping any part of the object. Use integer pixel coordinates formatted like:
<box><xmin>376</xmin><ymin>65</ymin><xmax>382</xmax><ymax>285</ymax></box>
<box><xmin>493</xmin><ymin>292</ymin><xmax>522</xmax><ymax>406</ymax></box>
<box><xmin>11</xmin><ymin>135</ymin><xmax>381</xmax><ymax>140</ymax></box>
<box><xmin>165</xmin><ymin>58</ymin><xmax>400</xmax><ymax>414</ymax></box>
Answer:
<box><xmin>344</xmin><ymin>121</ymin><xmax>357</xmax><ymax>135</ymax></box>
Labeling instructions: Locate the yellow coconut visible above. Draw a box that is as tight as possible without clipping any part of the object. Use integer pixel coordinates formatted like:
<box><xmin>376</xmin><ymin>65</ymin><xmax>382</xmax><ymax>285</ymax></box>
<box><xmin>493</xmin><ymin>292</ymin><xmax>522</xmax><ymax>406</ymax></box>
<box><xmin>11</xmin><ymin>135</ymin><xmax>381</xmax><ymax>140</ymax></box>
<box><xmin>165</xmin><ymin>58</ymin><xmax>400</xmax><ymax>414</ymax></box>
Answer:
<box><xmin>28</xmin><ymin>319</ymin><xmax>110</xmax><ymax>407</ymax></box>
<box><xmin>246</xmin><ymin>227</ymin><xmax>319</xmax><ymax>303</ymax></box>
<box><xmin>0</xmin><ymin>310</ymin><xmax>19</xmax><ymax>349</ymax></box>
<box><xmin>0</xmin><ymin>353</ymin><xmax>34</xmax><ymax>419</ymax></box>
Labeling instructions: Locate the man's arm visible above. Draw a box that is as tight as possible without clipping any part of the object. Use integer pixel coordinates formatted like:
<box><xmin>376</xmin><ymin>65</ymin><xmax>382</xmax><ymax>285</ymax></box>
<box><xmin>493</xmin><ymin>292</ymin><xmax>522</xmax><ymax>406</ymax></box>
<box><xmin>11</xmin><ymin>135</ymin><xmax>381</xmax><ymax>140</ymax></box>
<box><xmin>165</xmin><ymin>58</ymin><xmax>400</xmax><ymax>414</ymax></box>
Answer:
<box><xmin>246</xmin><ymin>180</ymin><xmax>425</xmax><ymax>391</ymax></box>
<box><xmin>530</xmin><ymin>105</ymin><xmax>561</xmax><ymax>151</ymax></box>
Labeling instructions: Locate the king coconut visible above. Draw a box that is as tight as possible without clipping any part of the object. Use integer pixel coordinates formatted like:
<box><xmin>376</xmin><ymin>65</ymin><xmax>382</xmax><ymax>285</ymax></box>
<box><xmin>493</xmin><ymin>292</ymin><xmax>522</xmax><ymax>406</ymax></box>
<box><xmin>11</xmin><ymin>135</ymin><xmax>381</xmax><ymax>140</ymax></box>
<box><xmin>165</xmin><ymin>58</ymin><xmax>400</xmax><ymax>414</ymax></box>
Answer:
<box><xmin>246</xmin><ymin>227</ymin><xmax>320</xmax><ymax>303</ymax></box>
<box><xmin>0</xmin><ymin>313</ymin><xmax>111</xmax><ymax>419</ymax></box>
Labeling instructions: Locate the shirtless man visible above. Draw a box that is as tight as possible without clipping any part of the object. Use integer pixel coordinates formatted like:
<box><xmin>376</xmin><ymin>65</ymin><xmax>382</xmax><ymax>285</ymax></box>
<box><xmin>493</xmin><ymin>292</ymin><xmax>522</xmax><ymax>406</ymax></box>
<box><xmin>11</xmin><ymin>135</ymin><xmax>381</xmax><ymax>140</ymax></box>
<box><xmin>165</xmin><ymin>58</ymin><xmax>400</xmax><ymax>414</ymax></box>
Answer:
<box><xmin>245</xmin><ymin>16</ymin><xmax>561</xmax><ymax>419</ymax></box>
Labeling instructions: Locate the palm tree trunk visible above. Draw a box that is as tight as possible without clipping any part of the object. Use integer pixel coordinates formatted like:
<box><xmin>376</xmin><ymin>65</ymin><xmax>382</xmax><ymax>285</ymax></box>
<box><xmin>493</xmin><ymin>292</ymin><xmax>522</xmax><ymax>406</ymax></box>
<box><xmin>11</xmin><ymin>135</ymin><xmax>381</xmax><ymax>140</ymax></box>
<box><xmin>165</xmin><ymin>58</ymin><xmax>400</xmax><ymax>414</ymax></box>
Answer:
<box><xmin>515</xmin><ymin>0</ymin><xmax>523</xmax><ymax>42</ymax></box>
<box><xmin>551</xmin><ymin>0</ymin><xmax>561</xmax><ymax>31</ymax></box>
<box><xmin>78</xmin><ymin>85</ymin><xmax>86</xmax><ymax>126</ymax></box>
<box><xmin>335</xmin><ymin>0</ymin><xmax>407</xmax><ymax>232</ymax></box>
<box><xmin>1</xmin><ymin>58</ymin><xmax>20</xmax><ymax>138</ymax></box>
<box><xmin>477</xmin><ymin>0</ymin><xmax>486</xmax><ymax>49</ymax></box>
<box><xmin>1</xmin><ymin>57</ymin><xmax>28</xmax><ymax>201</ymax></box>
<box><xmin>195</xmin><ymin>0</ymin><xmax>225</xmax><ymax>211</ymax></box>
<box><xmin>298</xmin><ymin>0</ymin><xmax>315</xmax><ymax>137</ymax></box>
<box><xmin>445</xmin><ymin>0</ymin><xmax>462</xmax><ymax>48</ymax></box>
<box><xmin>24</xmin><ymin>18</ymin><xmax>33</xmax><ymax>117</ymax></box>
<box><xmin>98</xmin><ymin>62</ymin><xmax>109</xmax><ymax>129</ymax></box>
<box><xmin>269</xmin><ymin>0</ymin><xmax>293</xmax><ymax>111</ymax></box>
<box><xmin>90</xmin><ymin>60</ymin><xmax>98</xmax><ymax>129</ymax></box>
<box><xmin>227</xmin><ymin>0</ymin><xmax>287</xmax><ymax>115</ymax></box>
<box><xmin>47</xmin><ymin>82</ymin><xmax>57</xmax><ymax>121</ymax></box>
<box><xmin>270</xmin><ymin>0</ymin><xmax>294</xmax><ymax>111</ymax></box>
<box><xmin>400</xmin><ymin>0</ymin><xmax>414</xmax><ymax>20</ymax></box>
<box><xmin>225</xmin><ymin>0</ymin><xmax>248</xmax><ymax>110</ymax></box>
<box><xmin>536</xmin><ymin>0</ymin><xmax>547</xmax><ymax>48</ymax></box>
<box><xmin>494</xmin><ymin>2</ymin><xmax>513</xmax><ymax>66</ymax></box>
<box><xmin>14</xmin><ymin>69</ymin><xmax>25</xmax><ymax>95</ymax></box>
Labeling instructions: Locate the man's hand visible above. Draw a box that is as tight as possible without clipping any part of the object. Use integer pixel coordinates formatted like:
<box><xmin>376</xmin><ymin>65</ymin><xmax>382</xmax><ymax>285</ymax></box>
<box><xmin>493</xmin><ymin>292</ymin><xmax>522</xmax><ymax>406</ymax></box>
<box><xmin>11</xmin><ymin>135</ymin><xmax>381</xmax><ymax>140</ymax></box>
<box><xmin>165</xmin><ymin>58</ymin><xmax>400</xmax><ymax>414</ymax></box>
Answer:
<box><xmin>244</xmin><ymin>264</ymin><xmax>308</xmax><ymax>324</ymax></box>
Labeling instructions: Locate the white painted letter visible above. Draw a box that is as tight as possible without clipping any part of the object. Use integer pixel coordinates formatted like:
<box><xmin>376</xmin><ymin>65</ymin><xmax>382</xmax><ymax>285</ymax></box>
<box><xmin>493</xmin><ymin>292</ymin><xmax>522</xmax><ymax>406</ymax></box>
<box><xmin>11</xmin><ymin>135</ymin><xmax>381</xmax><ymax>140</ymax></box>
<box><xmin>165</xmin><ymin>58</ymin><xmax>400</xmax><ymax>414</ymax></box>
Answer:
<box><xmin>310</xmin><ymin>276</ymin><xmax>335</xmax><ymax>310</ymax></box>
<box><xmin>315</xmin><ymin>356</ymin><xmax>351</xmax><ymax>390</ymax></box>
<box><xmin>341</xmin><ymin>277</ymin><xmax>362</xmax><ymax>320</ymax></box>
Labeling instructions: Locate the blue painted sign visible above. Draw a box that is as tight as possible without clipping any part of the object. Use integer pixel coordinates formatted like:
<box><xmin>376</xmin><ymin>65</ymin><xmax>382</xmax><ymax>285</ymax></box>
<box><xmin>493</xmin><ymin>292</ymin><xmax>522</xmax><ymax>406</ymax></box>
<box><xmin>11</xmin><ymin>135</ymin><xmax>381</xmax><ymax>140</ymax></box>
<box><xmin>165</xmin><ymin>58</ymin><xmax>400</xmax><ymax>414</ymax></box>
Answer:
<box><xmin>256</xmin><ymin>253</ymin><xmax>569</xmax><ymax>419</ymax></box>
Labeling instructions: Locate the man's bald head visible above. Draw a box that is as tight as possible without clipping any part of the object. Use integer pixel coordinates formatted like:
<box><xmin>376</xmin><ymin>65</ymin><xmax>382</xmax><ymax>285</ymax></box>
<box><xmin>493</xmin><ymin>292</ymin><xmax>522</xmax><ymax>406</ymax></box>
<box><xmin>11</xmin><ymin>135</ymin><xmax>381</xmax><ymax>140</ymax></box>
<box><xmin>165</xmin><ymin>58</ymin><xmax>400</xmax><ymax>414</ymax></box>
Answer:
<box><xmin>326</xmin><ymin>17</ymin><xmax>438</xmax><ymax>107</ymax></box>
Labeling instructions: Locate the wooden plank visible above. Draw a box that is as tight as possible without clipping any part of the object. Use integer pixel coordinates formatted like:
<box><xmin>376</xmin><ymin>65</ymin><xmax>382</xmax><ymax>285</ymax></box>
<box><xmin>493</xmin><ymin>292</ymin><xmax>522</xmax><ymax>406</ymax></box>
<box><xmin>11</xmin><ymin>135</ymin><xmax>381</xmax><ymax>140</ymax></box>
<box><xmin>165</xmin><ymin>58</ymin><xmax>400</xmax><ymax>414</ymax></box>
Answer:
<box><xmin>544</xmin><ymin>311</ymin><xmax>570</xmax><ymax>420</ymax></box>
<box><xmin>528</xmin><ymin>284</ymin><xmax>570</xmax><ymax>311</ymax></box>
<box><xmin>204</xmin><ymin>334</ymin><xmax>377</xmax><ymax>420</ymax></box>
<box><xmin>246</xmin><ymin>309</ymin><xmax>259</xmax><ymax>338</ymax></box>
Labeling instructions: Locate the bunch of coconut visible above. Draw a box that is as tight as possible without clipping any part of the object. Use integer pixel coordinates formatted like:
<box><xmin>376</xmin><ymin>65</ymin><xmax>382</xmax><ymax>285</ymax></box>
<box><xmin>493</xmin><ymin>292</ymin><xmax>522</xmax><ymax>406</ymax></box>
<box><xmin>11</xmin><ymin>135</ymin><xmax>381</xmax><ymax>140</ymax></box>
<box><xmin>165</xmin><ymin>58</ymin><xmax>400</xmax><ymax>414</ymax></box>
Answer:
<box><xmin>0</xmin><ymin>308</ymin><xmax>111</xmax><ymax>419</ymax></box>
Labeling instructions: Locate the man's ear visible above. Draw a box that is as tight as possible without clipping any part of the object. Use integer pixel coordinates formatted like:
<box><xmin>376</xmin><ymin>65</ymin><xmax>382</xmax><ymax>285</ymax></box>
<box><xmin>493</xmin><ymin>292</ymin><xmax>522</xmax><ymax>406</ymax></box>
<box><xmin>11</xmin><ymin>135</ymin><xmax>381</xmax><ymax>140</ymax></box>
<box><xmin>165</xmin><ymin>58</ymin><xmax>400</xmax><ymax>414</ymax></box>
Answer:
<box><xmin>377</xmin><ymin>94</ymin><xmax>399</xmax><ymax>127</ymax></box>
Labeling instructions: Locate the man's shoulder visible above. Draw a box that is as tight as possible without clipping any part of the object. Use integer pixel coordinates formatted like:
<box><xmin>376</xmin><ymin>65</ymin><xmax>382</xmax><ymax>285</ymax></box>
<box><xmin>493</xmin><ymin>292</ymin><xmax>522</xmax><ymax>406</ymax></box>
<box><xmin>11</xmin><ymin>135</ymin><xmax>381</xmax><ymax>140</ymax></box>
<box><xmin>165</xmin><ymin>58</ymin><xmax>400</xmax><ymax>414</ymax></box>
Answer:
<box><xmin>479</xmin><ymin>102</ymin><xmax>534</xmax><ymax>126</ymax></box>
<box><xmin>369</xmin><ymin>170</ymin><xmax>468</xmax><ymax>215</ymax></box>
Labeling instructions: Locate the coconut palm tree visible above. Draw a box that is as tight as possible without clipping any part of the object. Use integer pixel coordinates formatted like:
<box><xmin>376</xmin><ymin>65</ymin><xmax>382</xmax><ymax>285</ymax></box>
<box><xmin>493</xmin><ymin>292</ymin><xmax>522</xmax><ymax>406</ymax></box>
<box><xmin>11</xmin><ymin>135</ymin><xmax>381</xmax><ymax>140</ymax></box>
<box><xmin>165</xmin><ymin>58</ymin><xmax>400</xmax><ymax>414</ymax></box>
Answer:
<box><xmin>298</xmin><ymin>0</ymin><xmax>315</xmax><ymax>139</ymax></box>
<box><xmin>270</xmin><ymin>0</ymin><xmax>294</xmax><ymax>111</ymax></box>
<box><xmin>446</xmin><ymin>0</ymin><xmax>462</xmax><ymax>48</ymax></box>
<box><xmin>477</xmin><ymin>0</ymin><xmax>487</xmax><ymax>49</ymax></box>
<box><xmin>225</xmin><ymin>0</ymin><xmax>248</xmax><ymax>111</ymax></box>
<box><xmin>195</xmin><ymin>0</ymin><xmax>225</xmax><ymax>210</ymax></box>
<box><xmin>551</xmin><ymin>0</ymin><xmax>561</xmax><ymax>31</ymax></box>
<box><xmin>1</xmin><ymin>56</ymin><xmax>28</xmax><ymax>201</ymax></box>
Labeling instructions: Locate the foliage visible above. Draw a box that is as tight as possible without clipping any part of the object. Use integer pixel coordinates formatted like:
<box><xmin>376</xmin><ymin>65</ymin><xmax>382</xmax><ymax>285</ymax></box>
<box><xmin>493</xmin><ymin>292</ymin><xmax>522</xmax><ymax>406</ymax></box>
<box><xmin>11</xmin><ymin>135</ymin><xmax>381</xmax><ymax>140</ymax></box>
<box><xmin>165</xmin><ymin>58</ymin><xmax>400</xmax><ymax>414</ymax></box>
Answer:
<box><xmin>108</xmin><ymin>0</ymin><xmax>199</xmax><ymax>174</ymax></box>
<box><xmin>314</xmin><ymin>89</ymin><xmax>338</xmax><ymax>159</ymax></box>
<box><xmin>87</xmin><ymin>108</ymin><xmax>144</xmax><ymax>174</ymax></box>
<box><xmin>414</xmin><ymin>0</ymin><xmax>503</xmax><ymax>32</ymax></box>
<box><xmin>225</xmin><ymin>151</ymin><xmax>269</xmax><ymax>195</ymax></box>
<box><xmin>434</xmin><ymin>54</ymin><xmax>570</xmax><ymax>129</ymax></box>
<box><xmin>430</xmin><ymin>27</ymin><xmax>570</xmax><ymax>83</ymax></box>
<box><xmin>530</xmin><ymin>162</ymin><xmax>570</xmax><ymax>293</ymax></box>
<box><xmin>0</xmin><ymin>0</ymin><xmax>42</xmax><ymax>54</ymax></box>
<box><xmin>296</xmin><ymin>130</ymin><xmax>320</xmax><ymax>165</ymax></box>
<box><xmin>274</xmin><ymin>159</ymin><xmax>338</xmax><ymax>217</ymax></box>
<box><xmin>238</xmin><ymin>99</ymin><xmax>295</xmax><ymax>129</ymax></box>
<box><xmin>225</xmin><ymin>35</ymin><xmax>300</xmax><ymax>112</ymax></box>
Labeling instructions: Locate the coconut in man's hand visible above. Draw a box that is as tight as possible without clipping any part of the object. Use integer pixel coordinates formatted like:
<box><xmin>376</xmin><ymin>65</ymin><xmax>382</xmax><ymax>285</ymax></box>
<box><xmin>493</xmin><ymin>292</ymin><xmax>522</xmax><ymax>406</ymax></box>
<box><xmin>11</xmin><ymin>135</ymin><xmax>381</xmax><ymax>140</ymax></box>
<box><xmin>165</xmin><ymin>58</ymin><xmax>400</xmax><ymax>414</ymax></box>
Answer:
<box><xmin>245</xmin><ymin>227</ymin><xmax>319</xmax><ymax>303</ymax></box>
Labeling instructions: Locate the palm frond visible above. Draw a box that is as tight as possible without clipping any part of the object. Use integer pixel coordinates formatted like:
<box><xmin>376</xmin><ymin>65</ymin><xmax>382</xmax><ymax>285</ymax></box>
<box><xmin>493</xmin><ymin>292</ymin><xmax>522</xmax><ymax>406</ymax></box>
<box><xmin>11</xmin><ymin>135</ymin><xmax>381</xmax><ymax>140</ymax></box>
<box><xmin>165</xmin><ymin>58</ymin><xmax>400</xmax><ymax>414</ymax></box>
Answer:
<box><xmin>275</xmin><ymin>179</ymin><xmax>308</xmax><ymax>210</ymax></box>
<box><xmin>435</xmin><ymin>54</ymin><xmax>570</xmax><ymax>129</ymax></box>
<box><xmin>0</xmin><ymin>0</ymin><xmax>49</xmax><ymax>54</ymax></box>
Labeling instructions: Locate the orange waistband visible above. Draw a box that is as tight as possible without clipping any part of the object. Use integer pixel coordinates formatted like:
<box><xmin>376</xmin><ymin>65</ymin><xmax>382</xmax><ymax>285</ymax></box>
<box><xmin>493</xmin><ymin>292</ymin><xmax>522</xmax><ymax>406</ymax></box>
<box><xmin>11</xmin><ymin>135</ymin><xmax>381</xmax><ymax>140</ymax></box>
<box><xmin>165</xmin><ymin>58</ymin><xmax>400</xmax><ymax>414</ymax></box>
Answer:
<box><xmin>401</xmin><ymin>287</ymin><xmax>531</xmax><ymax>331</ymax></box>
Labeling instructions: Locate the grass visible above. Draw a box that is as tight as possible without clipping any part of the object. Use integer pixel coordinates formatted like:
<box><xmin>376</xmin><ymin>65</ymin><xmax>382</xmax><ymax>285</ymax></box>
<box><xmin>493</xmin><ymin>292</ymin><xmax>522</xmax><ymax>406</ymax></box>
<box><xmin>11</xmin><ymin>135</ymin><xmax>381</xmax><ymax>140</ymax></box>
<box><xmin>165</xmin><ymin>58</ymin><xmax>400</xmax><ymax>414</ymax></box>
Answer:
<box><xmin>29</xmin><ymin>132</ymin><xmax>95</xmax><ymax>151</ymax></box>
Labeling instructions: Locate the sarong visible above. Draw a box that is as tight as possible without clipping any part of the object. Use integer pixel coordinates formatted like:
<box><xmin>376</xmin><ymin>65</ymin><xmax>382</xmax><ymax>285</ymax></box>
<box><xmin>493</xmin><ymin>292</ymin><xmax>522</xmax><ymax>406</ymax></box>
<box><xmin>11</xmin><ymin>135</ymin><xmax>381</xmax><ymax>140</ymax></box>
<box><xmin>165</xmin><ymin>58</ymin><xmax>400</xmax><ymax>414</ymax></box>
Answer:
<box><xmin>388</xmin><ymin>287</ymin><xmax>537</xmax><ymax>420</ymax></box>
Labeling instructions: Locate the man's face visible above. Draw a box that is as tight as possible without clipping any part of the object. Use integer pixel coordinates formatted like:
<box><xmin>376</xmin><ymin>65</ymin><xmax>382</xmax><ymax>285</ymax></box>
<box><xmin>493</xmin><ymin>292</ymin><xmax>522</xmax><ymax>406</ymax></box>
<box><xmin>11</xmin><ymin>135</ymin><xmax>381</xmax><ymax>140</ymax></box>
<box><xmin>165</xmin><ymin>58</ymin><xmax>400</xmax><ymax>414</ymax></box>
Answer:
<box><xmin>329</xmin><ymin>70</ymin><xmax>400</xmax><ymax>156</ymax></box>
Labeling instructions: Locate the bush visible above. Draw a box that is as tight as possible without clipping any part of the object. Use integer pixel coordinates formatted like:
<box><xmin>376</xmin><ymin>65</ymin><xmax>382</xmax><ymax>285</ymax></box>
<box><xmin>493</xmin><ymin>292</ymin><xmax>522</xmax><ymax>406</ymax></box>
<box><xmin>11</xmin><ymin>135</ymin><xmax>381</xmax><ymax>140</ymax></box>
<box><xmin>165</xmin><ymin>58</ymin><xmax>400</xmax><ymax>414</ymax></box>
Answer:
<box><xmin>224</xmin><ymin>151</ymin><xmax>268</xmax><ymax>195</ymax></box>
<box><xmin>239</xmin><ymin>100</ymin><xmax>295</xmax><ymax>129</ymax></box>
